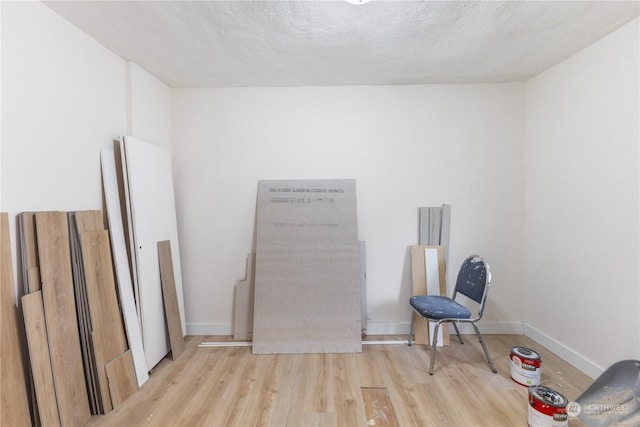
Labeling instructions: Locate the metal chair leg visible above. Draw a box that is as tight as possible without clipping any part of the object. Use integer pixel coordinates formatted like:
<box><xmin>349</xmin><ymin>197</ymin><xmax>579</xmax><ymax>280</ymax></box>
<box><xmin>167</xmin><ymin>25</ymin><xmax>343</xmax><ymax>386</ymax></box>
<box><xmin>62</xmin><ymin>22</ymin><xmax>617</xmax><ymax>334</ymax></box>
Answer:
<box><xmin>472</xmin><ymin>322</ymin><xmax>497</xmax><ymax>373</ymax></box>
<box><xmin>408</xmin><ymin>313</ymin><xmax>415</xmax><ymax>346</ymax></box>
<box><xmin>429</xmin><ymin>322</ymin><xmax>440</xmax><ymax>375</ymax></box>
<box><xmin>452</xmin><ymin>323</ymin><xmax>464</xmax><ymax>344</ymax></box>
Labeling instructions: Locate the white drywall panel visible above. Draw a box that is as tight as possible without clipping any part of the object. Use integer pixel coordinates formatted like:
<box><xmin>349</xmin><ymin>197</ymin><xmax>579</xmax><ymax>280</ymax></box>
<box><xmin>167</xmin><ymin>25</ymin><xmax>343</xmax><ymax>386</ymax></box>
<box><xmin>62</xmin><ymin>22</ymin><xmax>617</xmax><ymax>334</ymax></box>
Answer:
<box><xmin>253</xmin><ymin>179</ymin><xmax>361</xmax><ymax>354</ymax></box>
<box><xmin>123</xmin><ymin>136</ymin><xmax>185</xmax><ymax>368</ymax></box>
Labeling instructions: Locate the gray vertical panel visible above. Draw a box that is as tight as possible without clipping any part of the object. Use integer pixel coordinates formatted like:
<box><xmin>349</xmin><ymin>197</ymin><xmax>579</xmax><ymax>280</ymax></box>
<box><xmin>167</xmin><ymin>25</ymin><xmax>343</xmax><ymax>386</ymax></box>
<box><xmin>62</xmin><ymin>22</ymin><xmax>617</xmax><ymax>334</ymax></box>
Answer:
<box><xmin>358</xmin><ymin>241</ymin><xmax>367</xmax><ymax>336</ymax></box>
<box><xmin>428</xmin><ymin>206</ymin><xmax>442</xmax><ymax>245</ymax></box>
<box><xmin>440</xmin><ymin>204</ymin><xmax>451</xmax><ymax>264</ymax></box>
<box><xmin>418</xmin><ymin>207</ymin><xmax>429</xmax><ymax>245</ymax></box>
<box><xmin>253</xmin><ymin>179</ymin><xmax>362</xmax><ymax>354</ymax></box>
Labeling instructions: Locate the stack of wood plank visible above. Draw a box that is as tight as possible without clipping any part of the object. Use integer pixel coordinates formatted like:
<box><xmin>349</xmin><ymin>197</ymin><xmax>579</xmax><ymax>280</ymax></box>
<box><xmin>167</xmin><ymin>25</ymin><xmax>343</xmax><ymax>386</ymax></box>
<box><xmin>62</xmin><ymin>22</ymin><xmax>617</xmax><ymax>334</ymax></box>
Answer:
<box><xmin>1</xmin><ymin>136</ymin><xmax>186</xmax><ymax>426</ymax></box>
<box><xmin>15</xmin><ymin>211</ymin><xmax>139</xmax><ymax>425</ymax></box>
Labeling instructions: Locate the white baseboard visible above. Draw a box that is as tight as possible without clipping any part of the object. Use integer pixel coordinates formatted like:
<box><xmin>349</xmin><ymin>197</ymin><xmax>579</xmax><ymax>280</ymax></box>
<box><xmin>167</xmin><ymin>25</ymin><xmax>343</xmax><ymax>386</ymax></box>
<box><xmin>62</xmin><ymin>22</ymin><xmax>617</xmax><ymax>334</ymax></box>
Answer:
<box><xmin>186</xmin><ymin>323</ymin><xmax>232</xmax><ymax>336</ymax></box>
<box><xmin>523</xmin><ymin>323</ymin><xmax>602</xmax><ymax>379</ymax></box>
<box><xmin>362</xmin><ymin>320</ymin><xmax>524</xmax><ymax>336</ymax></box>
<box><xmin>188</xmin><ymin>321</ymin><xmax>525</xmax><ymax>337</ymax></box>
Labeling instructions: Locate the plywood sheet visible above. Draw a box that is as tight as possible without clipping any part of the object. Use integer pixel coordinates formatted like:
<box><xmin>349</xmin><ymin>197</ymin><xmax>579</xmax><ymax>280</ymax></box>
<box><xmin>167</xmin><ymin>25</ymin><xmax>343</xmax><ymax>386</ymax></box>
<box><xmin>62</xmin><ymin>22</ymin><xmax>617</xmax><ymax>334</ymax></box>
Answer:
<box><xmin>410</xmin><ymin>245</ymin><xmax>449</xmax><ymax>346</ymax></box>
<box><xmin>425</xmin><ymin>247</ymin><xmax>447</xmax><ymax>346</ymax></box>
<box><xmin>101</xmin><ymin>148</ymin><xmax>148</xmax><ymax>387</ymax></box>
<box><xmin>105</xmin><ymin>351</ymin><xmax>138</xmax><ymax>409</ymax></box>
<box><xmin>410</xmin><ymin>246</ymin><xmax>429</xmax><ymax>346</ymax></box>
<box><xmin>21</xmin><ymin>291</ymin><xmax>61</xmax><ymax>427</ymax></box>
<box><xmin>35</xmin><ymin>211</ymin><xmax>91</xmax><ymax>427</ymax></box>
<box><xmin>123</xmin><ymin>136</ymin><xmax>185</xmax><ymax>368</ymax></box>
<box><xmin>1</xmin><ymin>213</ymin><xmax>32</xmax><ymax>427</ymax></box>
<box><xmin>253</xmin><ymin>179</ymin><xmax>361</xmax><ymax>354</ymax></box>
<box><xmin>158</xmin><ymin>240</ymin><xmax>185</xmax><ymax>360</ymax></box>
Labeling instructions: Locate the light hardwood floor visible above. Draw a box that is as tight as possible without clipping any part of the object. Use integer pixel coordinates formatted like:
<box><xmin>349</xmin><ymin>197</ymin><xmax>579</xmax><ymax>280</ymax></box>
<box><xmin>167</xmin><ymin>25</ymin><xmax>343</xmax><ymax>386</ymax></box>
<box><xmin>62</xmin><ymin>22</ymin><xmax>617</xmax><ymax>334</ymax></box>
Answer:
<box><xmin>87</xmin><ymin>334</ymin><xmax>593</xmax><ymax>426</ymax></box>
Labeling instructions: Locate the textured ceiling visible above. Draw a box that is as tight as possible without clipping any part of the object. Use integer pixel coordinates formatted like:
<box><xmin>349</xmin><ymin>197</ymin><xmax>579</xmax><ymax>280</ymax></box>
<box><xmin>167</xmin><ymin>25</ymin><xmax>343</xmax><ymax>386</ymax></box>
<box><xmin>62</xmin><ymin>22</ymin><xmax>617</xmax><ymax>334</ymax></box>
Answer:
<box><xmin>45</xmin><ymin>1</ymin><xmax>639</xmax><ymax>88</ymax></box>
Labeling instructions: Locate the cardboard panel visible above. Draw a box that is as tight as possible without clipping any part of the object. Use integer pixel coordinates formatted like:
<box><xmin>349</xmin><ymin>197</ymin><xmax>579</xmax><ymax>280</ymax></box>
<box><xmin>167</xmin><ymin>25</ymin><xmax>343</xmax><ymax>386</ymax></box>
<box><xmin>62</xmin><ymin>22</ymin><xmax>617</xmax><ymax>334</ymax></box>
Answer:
<box><xmin>253</xmin><ymin>179</ymin><xmax>361</xmax><ymax>354</ymax></box>
<box><xmin>21</xmin><ymin>291</ymin><xmax>61</xmax><ymax>427</ymax></box>
<box><xmin>233</xmin><ymin>253</ymin><xmax>255</xmax><ymax>341</ymax></box>
<box><xmin>123</xmin><ymin>136</ymin><xmax>185</xmax><ymax>368</ymax></box>
<box><xmin>35</xmin><ymin>212</ymin><xmax>91</xmax><ymax>427</ymax></box>
<box><xmin>101</xmin><ymin>148</ymin><xmax>148</xmax><ymax>387</ymax></box>
<box><xmin>157</xmin><ymin>240</ymin><xmax>185</xmax><ymax>360</ymax></box>
<box><xmin>1</xmin><ymin>213</ymin><xmax>32</xmax><ymax>427</ymax></box>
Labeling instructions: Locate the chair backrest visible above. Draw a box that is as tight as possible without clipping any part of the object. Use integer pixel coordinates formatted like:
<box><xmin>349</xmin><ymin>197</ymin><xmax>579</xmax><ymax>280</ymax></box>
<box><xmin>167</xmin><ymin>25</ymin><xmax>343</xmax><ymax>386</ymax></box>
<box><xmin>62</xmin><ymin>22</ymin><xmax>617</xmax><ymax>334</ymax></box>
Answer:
<box><xmin>453</xmin><ymin>255</ymin><xmax>492</xmax><ymax>311</ymax></box>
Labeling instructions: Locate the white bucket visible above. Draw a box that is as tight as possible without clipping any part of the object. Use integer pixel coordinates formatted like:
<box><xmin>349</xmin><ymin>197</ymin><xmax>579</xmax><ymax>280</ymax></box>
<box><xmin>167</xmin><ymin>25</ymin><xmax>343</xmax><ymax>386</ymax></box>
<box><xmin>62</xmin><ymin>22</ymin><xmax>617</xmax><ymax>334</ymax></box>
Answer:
<box><xmin>510</xmin><ymin>346</ymin><xmax>542</xmax><ymax>386</ymax></box>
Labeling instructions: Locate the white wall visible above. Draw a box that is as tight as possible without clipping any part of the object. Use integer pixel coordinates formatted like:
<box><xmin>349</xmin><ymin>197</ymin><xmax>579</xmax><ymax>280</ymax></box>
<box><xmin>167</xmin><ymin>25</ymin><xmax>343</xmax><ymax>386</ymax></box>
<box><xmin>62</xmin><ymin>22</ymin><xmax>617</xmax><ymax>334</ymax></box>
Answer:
<box><xmin>127</xmin><ymin>62</ymin><xmax>172</xmax><ymax>151</ymax></box>
<box><xmin>172</xmin><ymin>84</ymin><xmax>525</xmax><ymax>335</ymax></box>
<box><xmin>1</xmin><ymin>1</ymin><xmax>126</xmax><ymax>215</ymax></box>
<box><xmin>524</xmin><ymin>18</ymin><xmax>639</xmax><ymax>378</ymax></box>
<box><xmin>1</xmin><ymin>2</ymin><xmax>171</xmax><ymax>299</ymax></box>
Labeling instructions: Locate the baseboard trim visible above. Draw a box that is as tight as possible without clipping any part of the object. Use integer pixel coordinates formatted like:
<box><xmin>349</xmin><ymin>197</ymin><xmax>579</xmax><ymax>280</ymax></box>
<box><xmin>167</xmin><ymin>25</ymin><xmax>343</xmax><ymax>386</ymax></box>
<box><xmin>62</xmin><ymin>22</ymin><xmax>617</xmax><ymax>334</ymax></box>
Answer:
<box><xmin>187</xmin><ymin>321</ymin><xmax>525</xmax><ymax>337</ymax></box>
<box><xmin>186</xmin><ymin>323</ymin><xmax>232</xmax><ymax>336</ymax></box>
<box><xmin>361</xmin><ymin>320</ymin><xmax>524</xmax><ymax>336</ymax></box>
<box><xmin>523</xmin><ymin>323</ymin><xmax>601</xmax><ymax>379</ymax></box>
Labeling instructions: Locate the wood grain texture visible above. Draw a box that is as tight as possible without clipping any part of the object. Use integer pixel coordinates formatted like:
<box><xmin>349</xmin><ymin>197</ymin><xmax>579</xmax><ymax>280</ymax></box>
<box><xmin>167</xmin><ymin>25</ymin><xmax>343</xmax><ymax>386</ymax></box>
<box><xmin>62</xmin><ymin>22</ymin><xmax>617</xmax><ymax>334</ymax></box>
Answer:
<box><xmin>79</xmin><ymin>230</ymin><xmax>122</xmax><ymax>328</ymax></box>
<box><xmin>410</xmin><ymin>245</ymin><xmax>449</xmax><ymax>346</ymax></box>
<box><xmin>410</xmin><ymin>246</ymin><xmax>429</xmax><ymax>346</ymax></box>
<box><xmin>19</xmin><ymin>212</ymin><xmax>41</xmax><ymax>292</ymax></box>
<box><xmin>105</xmin><ymin>350</ymin><xmax>138</xmax><ymax>409</ymax></box>
<box><xmin>158</xmin><ymin>240</ymin><xmax>185</xmax><ymax>360</ymax></box>
<box><xmin>80</xmin><ymin>228</ymin><xmax>128</xmax><ymax>414</ymax></box>
<box><xmin>35</xmin><ymin>211</ymin><xmax>91</xmax><ymax>427</ymax></box>
<box><xmin>74</xmin><ymin>210</ymin><xmax>104</xmax><ymax>234</ymax></box>
<box><xmin>85</xmin><ymin>334</ymin><xmax>592</xmax><ymax>427</ymax></box>
<box><xmin>68</xmin><ymin>212</ymin><xmax>101</xmax><ymax>415</ymax></box>
<box><xmin>362</xmin><ymin>387</ymin><xmax>400</xmax><ymax>427</ymax></box>
<box><xmin>22</xmin><ymin>291</ymin><xmax>61</xmax><ymax>427</ymax></box>
<box><xmin>92</xmin><ymin>323</ymin><xmax>128</xmax><ymax>413</ymax></box>
<box><xmin>1</xmin><ymin>213</ymin><xmax>32</xmax><ymax>427</ymax></box>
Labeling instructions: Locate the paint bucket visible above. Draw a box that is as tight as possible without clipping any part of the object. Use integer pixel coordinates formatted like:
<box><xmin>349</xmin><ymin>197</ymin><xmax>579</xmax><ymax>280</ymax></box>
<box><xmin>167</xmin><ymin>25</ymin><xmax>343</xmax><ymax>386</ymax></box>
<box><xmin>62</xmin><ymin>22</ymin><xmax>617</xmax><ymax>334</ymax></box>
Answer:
<box><xmin>510</xmin><ymin>346</ymin><xmax>542</xmax><ymax>386</ymax></box>
<box><xmin>527</xmin><ymin>383</ymin><xmax>568</xmax><ymax>427</ymax></box>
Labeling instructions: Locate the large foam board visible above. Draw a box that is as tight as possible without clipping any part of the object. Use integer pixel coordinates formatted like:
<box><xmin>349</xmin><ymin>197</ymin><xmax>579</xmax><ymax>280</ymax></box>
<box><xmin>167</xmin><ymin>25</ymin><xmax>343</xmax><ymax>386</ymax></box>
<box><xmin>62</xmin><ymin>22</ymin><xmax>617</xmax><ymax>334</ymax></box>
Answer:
<box><xmin>253</xmin><ymin>179</ymin><xmax>361</xmax><ymax>354</ymax></box>
<box><xmin>101</xmin><ymin>148</ymin><xmax>148</xmax><ymax>387</ymax></box>
<box><xmin>122</xmin><ymin>136</ymin><xmax>185</xmax><ymax>368</ymax></box>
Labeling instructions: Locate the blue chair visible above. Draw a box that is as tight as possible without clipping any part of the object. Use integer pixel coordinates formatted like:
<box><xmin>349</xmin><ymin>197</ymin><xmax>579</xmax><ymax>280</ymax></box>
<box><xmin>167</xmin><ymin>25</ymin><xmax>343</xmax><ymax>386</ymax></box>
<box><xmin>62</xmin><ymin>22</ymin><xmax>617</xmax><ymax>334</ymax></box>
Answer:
<box><xmin>408</xmin><ymin>254</ymin><xmax>497</xmax><ymax>375</ymax></box>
